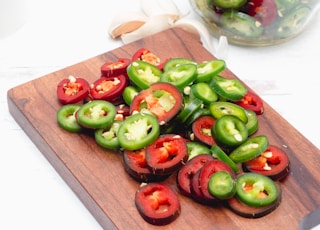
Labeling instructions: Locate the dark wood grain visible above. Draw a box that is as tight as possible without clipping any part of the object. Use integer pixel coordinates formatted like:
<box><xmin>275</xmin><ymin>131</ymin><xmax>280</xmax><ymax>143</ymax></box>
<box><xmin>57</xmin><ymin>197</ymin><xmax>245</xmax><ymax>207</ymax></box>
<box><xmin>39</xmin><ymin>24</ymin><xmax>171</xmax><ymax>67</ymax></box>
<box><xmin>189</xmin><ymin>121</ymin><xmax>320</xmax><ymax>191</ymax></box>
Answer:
<box><xmin>7</xmin><ymin>28</ymin><xmax>320</xmax><ymax>229</ymax></box>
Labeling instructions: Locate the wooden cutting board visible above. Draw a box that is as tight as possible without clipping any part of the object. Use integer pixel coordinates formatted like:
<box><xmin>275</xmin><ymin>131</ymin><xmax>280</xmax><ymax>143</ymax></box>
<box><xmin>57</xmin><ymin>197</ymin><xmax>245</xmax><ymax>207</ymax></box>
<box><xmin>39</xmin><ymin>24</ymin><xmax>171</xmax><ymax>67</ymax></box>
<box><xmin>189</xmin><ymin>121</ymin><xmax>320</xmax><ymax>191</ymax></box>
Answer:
<box><xmin>7</xmin><ymin>28</ymin><xmax>320</xmax><ymax>230</ymax></box>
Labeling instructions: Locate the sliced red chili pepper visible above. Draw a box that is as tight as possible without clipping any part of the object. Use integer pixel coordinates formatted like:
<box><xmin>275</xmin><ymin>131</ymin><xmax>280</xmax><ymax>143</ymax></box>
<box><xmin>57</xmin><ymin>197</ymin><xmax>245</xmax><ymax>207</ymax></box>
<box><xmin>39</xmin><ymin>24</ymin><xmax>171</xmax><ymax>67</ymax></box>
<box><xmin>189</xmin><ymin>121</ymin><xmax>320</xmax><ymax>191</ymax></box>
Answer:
<box><xmin>247</xmin><ymin>0</ymin><xmax>278</xmax><ymax>27</ymax></box>
<box><xmin>242</xmin><ymin>145</ymin><xmax>290</xmax><ymax>180</ymax></box>
<box><xmin>146</xmin><ymin>134</ymin><xmax>188</xmax><ymax>175</ymax></box>
<box><xmin>57</xmin><ymin>75</ymin><xmax>89</xmax><ymax>105</ymax></box>
<box><xmin>135</xmin><ymin>182</ymin><xmax>181</xmax><ymax>226</ymax></box>
<box><xmin>192</xmin><ymin>115</ymin><xmax>216</xmax><ymax>146</ymax></box>
<box><xmin>132</xmin><ymin>48</ymin><xmax>168</xmax><ymax>70</ymax></box>
<box><xmin>90</xmin><ymin>75</ymin><xmax>128</xmax><ymax>101</ymax></box>
<box><xmin>130</xmin><ymin>82</ymin><xmax>183</xmax><ymax>125</ymax></box>
<box><xmin>100</xmin><ymin>58</ymin><xmax>131</xmax><ymax>78</ymax></box>
<box><xmin>176</xmin><ymin>154</ymin><xmax>215</xmax><ymax>198</ymax></box>
<box><xmin>235</xmin><ymin>91</ymin><xmax>264</xmax><ymax>115</ymax></box>
<box><xmin>123</xmin><ymin>148</ymin><xmax>168</xmax><ymax>182</ymax></box>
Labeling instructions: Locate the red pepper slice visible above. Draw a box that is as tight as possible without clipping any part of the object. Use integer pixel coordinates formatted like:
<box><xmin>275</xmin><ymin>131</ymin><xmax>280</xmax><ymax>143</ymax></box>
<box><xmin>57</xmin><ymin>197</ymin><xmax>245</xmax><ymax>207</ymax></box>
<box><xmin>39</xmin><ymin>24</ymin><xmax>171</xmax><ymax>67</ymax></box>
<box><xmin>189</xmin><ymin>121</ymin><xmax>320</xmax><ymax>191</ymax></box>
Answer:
<box><xmin>146</xmin><ymin>134</ymin><xmax>188</xmax><ymax>175</ymax></box>
<box><xmin>123</xmin><ymin>148</ymin><xmax>168</xmax><ymax>182</ymax></box>
<box><xmin>100</xmin><ymin>58</ymin><xmax>131</xmax><ymax>78</ymax></box>
<box><xmin>235</xmin><ymin>91</ymin><xmax>264</xmax><ymax>115</ymax></box>
<box><xmin>132</xmin><ymin>48</ymin><xmax>168</xmax><ymax>70</ymax></box>
<box><xmin>135</xmin><ymin>182</ymin><xmax>181</xmax><ymax>225</ymax></box>
<box><xmin>247</xmin><ymin>0</ymin><xmax>278</xmax><ymax>27</ymax></box>
<box><xmin>243</xmin><ymin>145</ymin><xmax>290</xmax><ymax>180</ymax></box>
<box><xmin>89</xmin><ymin>75</ymin><xmax>128</xmax><ymax>101</ymax></box>
<box><xmin>176</xmin><ymin>154</ymin><xmax>215</xmax><ymax>198</ymax></box>
<box><xmin>191</xmin><ymin>115</ymin><xmax>216</xmax><ymax>146</ymax></box>
<box><xmin>130</xmin><ymin>82</ymin><xmax>183</xmax><ymax>125</ymax></box>
<box><xmin>57</xmin><ymin>75</ymin><xmax>89</xmax><ymax>105</ymax></box>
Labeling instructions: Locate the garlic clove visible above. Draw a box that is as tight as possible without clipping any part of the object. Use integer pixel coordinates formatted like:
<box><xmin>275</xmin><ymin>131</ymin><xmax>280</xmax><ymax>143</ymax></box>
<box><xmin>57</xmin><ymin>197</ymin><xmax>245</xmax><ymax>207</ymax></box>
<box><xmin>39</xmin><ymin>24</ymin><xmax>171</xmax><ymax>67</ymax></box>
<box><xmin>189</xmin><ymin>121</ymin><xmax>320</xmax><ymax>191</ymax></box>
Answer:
<box><xmin>108</xmin><ymin>12</ymin><xmax>148</xmax><ymax>38</ymax></box>
<box><xmin>120</xmin><ymin>14</ymin><xmax>178</xmax><ymax>44</ymax></box>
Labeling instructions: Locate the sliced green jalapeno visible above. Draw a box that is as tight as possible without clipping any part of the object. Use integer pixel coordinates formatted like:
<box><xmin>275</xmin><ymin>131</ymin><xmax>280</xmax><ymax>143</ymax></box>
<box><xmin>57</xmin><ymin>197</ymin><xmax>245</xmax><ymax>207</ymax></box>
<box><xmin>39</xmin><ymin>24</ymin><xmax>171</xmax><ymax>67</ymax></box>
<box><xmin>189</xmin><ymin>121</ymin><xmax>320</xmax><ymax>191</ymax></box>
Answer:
<box><xmin>212</xmin><ymin>0</ymin><xmax>247</xmax><ymax>9</ymax></box>
<box><xmin>277</xmin><ymin>5</ymin><xmax>311</xmax><ymax>38</ymax></box>
<box><xmin>117</xmin><ymin>113</ymin><xmax>160</xmax><ymax>150</ymax></box>
<box><xmin>57</xmin><ymin>104</ymin><xmax>82</xmax><ymax>133</ymax></box>
<box><xmin>210</xmin><ymin>75</ymin><xmax>247</xmax><ymax>101</ymax></box>
<box><xmin>95</xmin><ymin>120</ymin><xmax>123</xmax><ymax>150</ymax></box>
<box><xmin>220</xmin><ymin>11</ymin><xmax>263</xmax><ymax>38</ymax></box>
<box><xmin>191</xmin><ymin>82</ymin><xmax>218</xmax><ymax>105</ymax></box>
<box><xmin>208</xmin><ymin>171</ymin><xmax>237</xmax><ymax>200</ymax></box>
<box><xmin>127</xmin><ymin>60</ymin><xmax>162</xmax><ymax>89</ymax></box>
<box><xmin>196</xmin><ymin>59</ymin><xmax>226</xmax><ymax>82</ymax></box>
<box><xmin>176</xmin><ymin>97</ymin><xmax>203</xmax><ymax>124</ymax></box>
<box><xmin>187</xmin><ymin>141</ymin><xmax>211</xmax><ymax>160</ymax></box>
<box><xmin>76</xmin><ymin>100</ymin><xmax>116</xmax><ymax>129</ymax></box>
<box><xmin>236</xmin><ymin>173</ymin><xmax>279</xmax><ymax>207</ymax></box>
<box><xmin>122</xmin><ymin>85</ymin><xmax>139</xmax><ymax>106</ymax></box>
<box><xmin>163</xmin><ymin>58</ymin><xmax>197</xmax><ymax>72</ymax></box>
<box><xmin>229</xmin><ymin>135</ymin><xmax>268</xmax><ymax>163</ymax></box>
<box><xmin>211</xmin><ymin>145</ymin><xmax>239</xmax><ymax>173</ymax></box>
<box><xmin>245</xmin><ymin>109</ymin><xmax>259</xmax><ymax>136</ymax></box>
<box><xmin>209</xmin><ymin>101</ymin><xmax>248</xmax><ymax>123</ymax></box>
<box><xmin>161</xmin><ymin>64</ymin><xmax>197</xmax><ymax>90</ymax></box>
<box><xmin>212</xmin><ymin>115</ymin><xmax>248</xmax><ymax>147</ymax></box>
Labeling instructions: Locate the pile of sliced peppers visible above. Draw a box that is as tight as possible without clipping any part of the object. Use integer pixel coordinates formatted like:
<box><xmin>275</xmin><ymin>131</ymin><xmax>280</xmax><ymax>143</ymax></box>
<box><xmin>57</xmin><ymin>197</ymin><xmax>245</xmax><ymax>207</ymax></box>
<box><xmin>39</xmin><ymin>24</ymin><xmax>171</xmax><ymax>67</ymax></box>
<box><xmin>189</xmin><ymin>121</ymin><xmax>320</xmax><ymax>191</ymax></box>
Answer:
<box><xmin>55</xmin><ymin>48</ymin><xmax>290</xmax><ymax>224</ymax></box>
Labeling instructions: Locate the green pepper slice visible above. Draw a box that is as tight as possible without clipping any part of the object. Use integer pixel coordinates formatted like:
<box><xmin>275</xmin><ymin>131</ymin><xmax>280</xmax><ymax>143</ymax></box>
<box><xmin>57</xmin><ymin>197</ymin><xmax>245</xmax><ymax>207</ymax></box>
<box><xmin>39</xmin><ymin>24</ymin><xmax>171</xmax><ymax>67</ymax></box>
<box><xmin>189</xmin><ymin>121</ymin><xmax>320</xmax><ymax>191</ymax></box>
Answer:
<box><xmin>212</xmin><ymin>0</ymin><xmax>246</xmax><ymax>9</ymax></box>
<box><xmin>277</xmin><ymin>5</ymin><xmax>311</xmax><ymax>38</ymax></box>
<box><xmin>236</xmin><ymin>173</ymin><xmax>279</xmax><ymax>207</ymax></box>
<box><xmin>208</xmin><ymin>171</ymin><xmax>237</xmax><ymax>200</ymax></box>
<box><xmin>245</xmin><ymin>109</ymin><xmax>259</xmax><ymax>136</ymax></box>
<box><xmin>76</xmin><ymin>100</ymin><xmax>116</xmax><ymax>129</ymax></box>
<box><xmin>211</xmin><ymin>75</ymin><xmax>247</xmax><ymax>101</ymax></box>
<box><xmin>163</xmin><ymin>58</ymin><xmax>197</xmax><ymax>72</ymax></box>
<box><xmin>57</xmin><ymin>104</ymin><xmax>82</xmax><ymax>133</ymax></box>
<box><xmin>122</xmin><ymin>85</ymin><xmax>139</xmax><ymax>106</ymax></box>
<box><xmin>220</xmin><ymin>11</ymin><xmax>263</xmax><ymax>38</ymax></box>
<box><xmin>211</xmin><ymin>145</ymin><xmax>239</xmax><ymax>173</ymax></box>
<box><xmin>275</xmin><ymin>0</ymin><xmax>298</xmax><ymax>16</ymax></box>
<box><xmin>209</xmin><ymin>101</ymin><xmax>248</xmax><ymax>123</ymax></box>
<box><xmin>176</xmin><ymin>97</ymin><xmax>203</xmax><ymax>124</ymax></box>
<box><xmin>94</xmin><ymin>120</ymin><xmax>123</xmax><ymax>150</ymax></box>
<box><xmin>196</xmin><ymin>59</ymin><xmax>226</xmax><ymax>82</ymax></box>
<box><xmin>191</xmin><ymin>82</ymin><xmax>218</xmax><ymax>105</ymax></box>
<box><xmin>212</xmin><ymin>115</ymin><xmax>248</xmax><ymax>147</ymax></box>
<box><xmin>161</xmin><ymin>64</ymin><xmax>197</xmax><ymax>90</ymax></box>
<box><xmin>187</xmin><ymin>141</ymin><xmax>211</xmax><ymax>160</ymax></box>
<box><xmin>117</xmin><ymin>113</ymin><xmax>160</xmax><ymax>150</ymax></box>
<box><xmin>229</xmin><ymin>135</ymin><xmax>269</xmax><ymax>163</ymax></box>
<box><xmin>127</xmin><ymin>60</ymin><xmax>162</xmax><ymax>89</ymax></box>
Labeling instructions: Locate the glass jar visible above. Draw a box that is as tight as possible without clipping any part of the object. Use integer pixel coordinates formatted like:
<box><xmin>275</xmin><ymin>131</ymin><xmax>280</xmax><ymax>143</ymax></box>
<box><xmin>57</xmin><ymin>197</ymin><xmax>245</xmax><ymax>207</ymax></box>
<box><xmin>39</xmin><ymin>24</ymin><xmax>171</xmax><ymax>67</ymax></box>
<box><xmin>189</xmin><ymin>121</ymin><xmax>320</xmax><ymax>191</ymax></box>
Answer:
<box><xmin>190</xmin><ymin>0</ymin><xmax>319</xmax><ymax>46</ymax></box>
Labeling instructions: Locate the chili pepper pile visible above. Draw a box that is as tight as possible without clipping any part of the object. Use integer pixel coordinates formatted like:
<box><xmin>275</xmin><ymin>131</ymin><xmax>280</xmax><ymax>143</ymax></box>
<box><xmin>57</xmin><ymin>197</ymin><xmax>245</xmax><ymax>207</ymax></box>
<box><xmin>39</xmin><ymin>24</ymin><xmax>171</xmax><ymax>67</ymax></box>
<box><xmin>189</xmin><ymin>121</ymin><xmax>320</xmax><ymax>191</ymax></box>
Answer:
<box><xmin>56</xmin><ymin>48</ymin><xmax>290</xmax><ymax>226</ymax></box>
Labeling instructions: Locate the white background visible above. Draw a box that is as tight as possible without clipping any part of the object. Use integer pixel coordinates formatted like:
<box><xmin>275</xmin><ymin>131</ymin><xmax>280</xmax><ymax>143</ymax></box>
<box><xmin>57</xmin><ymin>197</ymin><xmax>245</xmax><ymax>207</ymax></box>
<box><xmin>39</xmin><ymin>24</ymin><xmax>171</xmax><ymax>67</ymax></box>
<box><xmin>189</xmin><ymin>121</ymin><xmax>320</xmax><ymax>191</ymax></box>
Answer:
<box><xmin>1</xmin><ymin>0</ymin><xmax>319</xmax><ymax>229</ymax></box>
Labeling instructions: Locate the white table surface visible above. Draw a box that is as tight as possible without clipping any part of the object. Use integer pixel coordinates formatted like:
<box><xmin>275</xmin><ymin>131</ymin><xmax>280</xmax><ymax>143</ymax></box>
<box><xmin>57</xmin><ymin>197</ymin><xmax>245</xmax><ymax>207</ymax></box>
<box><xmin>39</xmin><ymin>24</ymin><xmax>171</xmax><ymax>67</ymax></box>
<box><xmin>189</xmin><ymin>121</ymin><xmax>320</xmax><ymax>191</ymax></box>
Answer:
<box><xmin>1</xmin><ymin>0</ymin><xmax>319</xmax><ymax>229</ymax></box>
